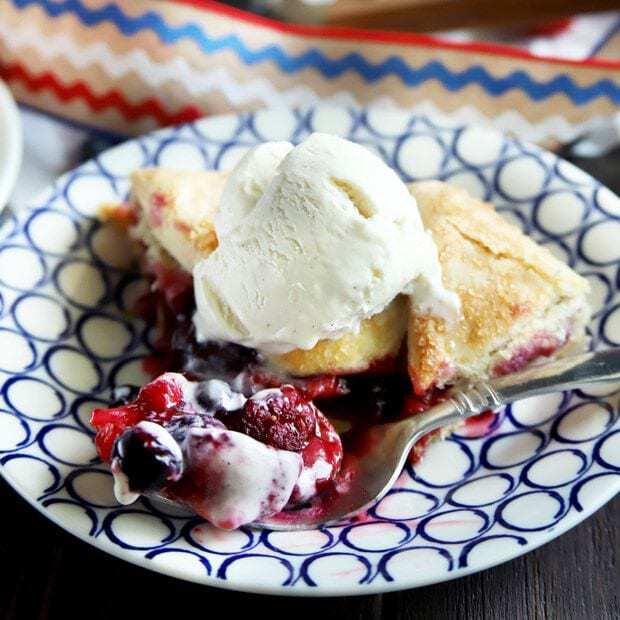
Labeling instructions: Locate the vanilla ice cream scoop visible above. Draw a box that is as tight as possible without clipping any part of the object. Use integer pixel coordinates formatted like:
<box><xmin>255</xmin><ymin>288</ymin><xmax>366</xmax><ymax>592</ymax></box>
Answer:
<box><xmin>193</xmin><ymin>133</ymin><xmax>458</xmax><ymax>353</ymax></box>
<box><xmin>216</xmin><ymin>141</ymin><xmax>293</xmax><ymax>237</ymax></box>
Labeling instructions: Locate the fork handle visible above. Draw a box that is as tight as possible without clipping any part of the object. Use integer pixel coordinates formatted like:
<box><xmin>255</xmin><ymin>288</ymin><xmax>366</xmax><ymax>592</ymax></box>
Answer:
<box><xmin>411</xmin><ymin>349</ymin><xmax>620</xmax><ymax>435</ymax></box>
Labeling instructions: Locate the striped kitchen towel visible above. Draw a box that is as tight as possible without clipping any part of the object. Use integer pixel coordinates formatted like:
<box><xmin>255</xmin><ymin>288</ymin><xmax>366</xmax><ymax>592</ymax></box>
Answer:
<box><xmin>1</xmin><ymin>0</ymin><xmax>618</xmax><ymax>144</ymax></box>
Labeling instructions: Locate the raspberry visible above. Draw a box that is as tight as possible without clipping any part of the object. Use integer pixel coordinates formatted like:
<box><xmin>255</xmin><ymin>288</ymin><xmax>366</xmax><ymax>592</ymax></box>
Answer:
<box><xmin>241</xmin><ymin>372</ymin><xmax>348</xmax><ymax>400</ymax></box>
<box><xmin>227</xmin><ymin>385</ymin><xmax>317</xmax><ymax>451</ymax></box>
<box><xmin>91</xmin><ymin>403</ymin><xmax>141</xmax><ymax>428</ymax></box>
<box><xmin>288</xmin><ymin>410</ymin><xmax>343</xmax><ymax>505</ymax></box>
<box><xmin>136</xmin><ymin>373</ymin><xmax>184</xmax><ymax>421</ymax></box>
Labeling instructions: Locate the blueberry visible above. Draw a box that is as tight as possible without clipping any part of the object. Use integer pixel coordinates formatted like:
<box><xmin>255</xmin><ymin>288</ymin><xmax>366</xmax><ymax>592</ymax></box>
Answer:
<box><xmin>164</xmin><ymin>413</ymin><xmax>225</xmax><ymax>442</ymax></box>
<box><xmin>171</xmin><ymin>324</ymin><xmax>262</xmax><ymax>381</ymax></box>
<box><xmin>113</xmin><ymin>421</ymin><xmax>183</xmax><ymax>493</ymax></box>
<box><xmin>320</xmin><ymin>374</ymin><xmax>410</xmax><ymax>422</ymax></box>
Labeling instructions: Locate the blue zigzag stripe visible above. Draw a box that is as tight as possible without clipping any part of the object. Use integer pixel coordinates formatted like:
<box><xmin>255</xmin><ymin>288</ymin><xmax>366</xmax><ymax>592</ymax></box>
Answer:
<box><xmin>13</xmin><ymin>0</ymin><xmax>620</xmax><ymax>105</ymax></box>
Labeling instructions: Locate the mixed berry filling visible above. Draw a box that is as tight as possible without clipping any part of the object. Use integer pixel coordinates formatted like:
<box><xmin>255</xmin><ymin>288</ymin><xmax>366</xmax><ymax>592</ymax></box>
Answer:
<box><xmin>90</xmin><ymin>339</ymin><xmax>464</xmax><ymax>528</ymax></box>
<box><xmin>90</xmin><ymin>258</ymin><xmax>565</xmax><ymax>529</ymax></box>
<box><xmin>92</xmin><ymin>373</ymin><xmax>343</xmax><ymax>528</ymax></box>
<box><xmin>492</xmin><ymin>332</ymin><xmax>568</xmax><ymax>377</ymax></box>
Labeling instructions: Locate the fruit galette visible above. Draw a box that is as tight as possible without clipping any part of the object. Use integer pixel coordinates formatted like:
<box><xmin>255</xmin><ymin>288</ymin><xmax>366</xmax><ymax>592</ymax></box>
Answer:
<box><xmin>92</xmin><ymin>133</ymin><xmax>590</xmax><ymax>529</ymax></box>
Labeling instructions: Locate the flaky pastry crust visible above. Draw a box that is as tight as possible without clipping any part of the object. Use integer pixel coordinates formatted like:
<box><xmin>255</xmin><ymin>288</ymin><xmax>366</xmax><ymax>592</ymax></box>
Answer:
<box><xmin>407</xmin><ymin>181</ymin><xmax>590</xmax><ymax>394</ymax></box>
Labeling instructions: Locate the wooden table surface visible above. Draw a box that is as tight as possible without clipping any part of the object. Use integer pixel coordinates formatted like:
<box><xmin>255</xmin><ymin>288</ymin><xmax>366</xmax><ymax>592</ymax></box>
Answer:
<box><xmin>0</xmin><ymin>477</ymin><xmax>617</xmax><ymax>618</ymax></box>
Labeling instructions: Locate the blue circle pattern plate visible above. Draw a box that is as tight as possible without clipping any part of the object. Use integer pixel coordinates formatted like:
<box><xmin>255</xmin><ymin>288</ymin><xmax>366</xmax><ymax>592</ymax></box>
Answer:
<box><xmin>0</xmin><ymin>106</ymin><xmax>618</xmax><ymax>596</ymax></box>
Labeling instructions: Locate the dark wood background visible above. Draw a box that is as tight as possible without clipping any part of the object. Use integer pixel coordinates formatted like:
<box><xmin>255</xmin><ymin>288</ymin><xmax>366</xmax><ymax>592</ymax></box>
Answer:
<box><xmin>0</xmin><ymin>478</ymin><xmax>617</xmax><ymax>619</ymax></box>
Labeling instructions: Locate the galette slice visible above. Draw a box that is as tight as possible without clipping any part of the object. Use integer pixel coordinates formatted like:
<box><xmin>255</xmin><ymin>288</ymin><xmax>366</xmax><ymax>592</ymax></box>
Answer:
<box><xmin>128</xmin><ymin>168</ymin><xmax>226</xmax><ymax>271</ymax></box>
<box><xmin>406</xmin><ymin>181</ymin><xmax>590</xmax><ymax>395</ymax></box>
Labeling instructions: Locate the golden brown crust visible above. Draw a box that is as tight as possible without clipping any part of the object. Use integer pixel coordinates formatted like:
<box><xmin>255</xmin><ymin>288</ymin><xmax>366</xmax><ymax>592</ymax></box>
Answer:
<box><xmin>270</xmin><ymin>295</ymin><xmax>408</xmax><ymax>376</ymax></box>
<box><xmin>407</xmin><ymin>181</ymin><xmax>590</xmax><ymax>393</ymax></box>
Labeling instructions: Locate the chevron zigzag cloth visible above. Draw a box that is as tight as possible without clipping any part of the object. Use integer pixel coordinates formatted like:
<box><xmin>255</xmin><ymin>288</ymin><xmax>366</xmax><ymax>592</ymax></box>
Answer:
<box><xmin>1</xmin><ymin>0</ymin><xmax>619</xmax><ymax>144</ymax></box>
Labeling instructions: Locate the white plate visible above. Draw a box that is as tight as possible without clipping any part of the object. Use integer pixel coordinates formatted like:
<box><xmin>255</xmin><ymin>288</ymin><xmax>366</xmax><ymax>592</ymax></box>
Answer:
<box><xmin>0</xmin><ymin>80</ymin><xmax>22</xmax><ymax>210</ymax></box>
<box><xmin>0</xmin><ymin>106</ymin><xmax>618</xmax><ymax>596</ymax></box>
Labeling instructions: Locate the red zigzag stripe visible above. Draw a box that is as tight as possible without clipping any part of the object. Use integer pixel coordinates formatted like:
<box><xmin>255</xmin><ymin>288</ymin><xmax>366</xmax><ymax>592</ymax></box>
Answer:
<box><xmin>1</xmin><ymin>62</ymin><xmax>204</xmax><ymax>126</ymax></box>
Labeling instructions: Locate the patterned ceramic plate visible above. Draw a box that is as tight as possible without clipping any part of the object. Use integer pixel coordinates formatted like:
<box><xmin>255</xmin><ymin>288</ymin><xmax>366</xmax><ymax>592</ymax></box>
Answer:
<box><xmin>0</xmin><ymin>106</ymin><xmax>618</xmax><ymax>596</ymax></box>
